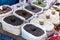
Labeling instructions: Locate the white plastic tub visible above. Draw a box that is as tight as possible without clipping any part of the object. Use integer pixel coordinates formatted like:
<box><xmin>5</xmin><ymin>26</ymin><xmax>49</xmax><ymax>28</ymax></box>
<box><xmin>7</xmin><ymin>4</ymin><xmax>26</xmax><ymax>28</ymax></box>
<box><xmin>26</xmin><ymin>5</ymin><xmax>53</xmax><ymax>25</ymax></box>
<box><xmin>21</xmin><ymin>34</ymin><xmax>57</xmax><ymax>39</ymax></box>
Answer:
<box><xmin>31</xmin><ymin>0</ymin><xmax>51</xmax><ymax>9</ymax></box>
<box><xmin>52</xmin><ymin>4</ymin><xmax>60</xmax><ymax>12</ymax></box>
<box><xmin>30</xmin><ymin>18</ymin><xmax>55</xmax><ymax>36</ymax></box>
<box><xmin>2</xmin><ymin>24</ymin><xmax>20</xmax><ymax>35</ymax></box>
<box><xmin>23</xmin><ymin>4</ymin><xmax>43</xmax><ymax>15</ymax></box>
<box><xmin>2</xmin><ymin>15</ymin><xmax>25</xmax><ymax>35</ymax></box>
<box><xmin>38</xmin><ymin>9</ymin><xmax>59</xmax><ymax>25</ymax></box>
<box><xmin>0</xmin><ymin>5</ymin><xmax>13</xmax><ymax>22</ymax></box>
<box><xmin>13</xmin><ymin>9</ymin><xmax>34</xmax><ymax>22</ymax></box>
<box><xmin>21</xmin><ymin>23</ymin><xmax>47</xmax><ymax>40</ymax></box>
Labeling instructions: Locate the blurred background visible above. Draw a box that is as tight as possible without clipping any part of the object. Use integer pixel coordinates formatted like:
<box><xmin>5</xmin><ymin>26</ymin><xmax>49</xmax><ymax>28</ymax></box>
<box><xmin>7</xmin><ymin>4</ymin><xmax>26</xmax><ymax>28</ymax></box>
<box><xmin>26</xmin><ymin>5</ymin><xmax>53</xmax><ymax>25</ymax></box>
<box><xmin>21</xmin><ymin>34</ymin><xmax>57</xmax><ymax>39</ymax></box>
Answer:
<box><xmin>0</xmin><ymin>0</ymin><xmax>19</xmax><ymax>5</ymax></box>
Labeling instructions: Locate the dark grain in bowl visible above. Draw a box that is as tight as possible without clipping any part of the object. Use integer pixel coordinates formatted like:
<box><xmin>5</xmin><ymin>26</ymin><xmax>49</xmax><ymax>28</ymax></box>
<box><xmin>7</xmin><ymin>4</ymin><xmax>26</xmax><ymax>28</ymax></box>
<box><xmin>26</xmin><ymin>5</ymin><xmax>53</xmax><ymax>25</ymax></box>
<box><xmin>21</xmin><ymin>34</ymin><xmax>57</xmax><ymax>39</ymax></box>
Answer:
<box><xmin>25</xmin><ymin>5</ymin><xmax>42</xmax><ymax>13</ymax></box>
<box><xmin>15</xmin><ymin>10</ymin><xmax>32</xmax><ymax>19</ymax></box>
<box><xmin>0</xmin><ymin>6</ymin><xmax>12</xmax><ymax>14</ymax></box>
<box><xmin>24</xmin><ymin>24</ymin><xmax>44</xmax><ymax>37</ymax></box>
<box><xmin>4</xmin><ymin>15</ymin><xmax>24</xmax><ymax>26</ymax></box>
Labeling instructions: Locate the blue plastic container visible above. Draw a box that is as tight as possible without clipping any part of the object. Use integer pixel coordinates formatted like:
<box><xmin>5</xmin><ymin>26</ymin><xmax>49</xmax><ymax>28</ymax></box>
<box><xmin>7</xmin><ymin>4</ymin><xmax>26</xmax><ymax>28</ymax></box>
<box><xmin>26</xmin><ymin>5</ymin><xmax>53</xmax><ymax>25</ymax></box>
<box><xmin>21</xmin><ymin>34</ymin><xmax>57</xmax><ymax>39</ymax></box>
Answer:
<box><xmin>0</xmin><ymin>0</ymin><xmax>19</xmax><ymax>5</ymax></box>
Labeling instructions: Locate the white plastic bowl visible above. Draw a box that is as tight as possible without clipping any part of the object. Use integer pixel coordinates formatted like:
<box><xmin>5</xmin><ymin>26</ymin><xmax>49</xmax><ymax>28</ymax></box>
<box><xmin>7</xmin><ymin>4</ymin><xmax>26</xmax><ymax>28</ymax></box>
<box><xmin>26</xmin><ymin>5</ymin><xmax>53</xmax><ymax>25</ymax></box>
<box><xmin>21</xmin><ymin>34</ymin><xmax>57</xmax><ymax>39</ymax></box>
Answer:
<box><xmin>13</xmin><ymin>9</ymin><xmax>34</xmax><ymax>22</ymax></box>
<box><xmin>23</xmin><ymin>4</ymin><xmax>43</xmax><ymax>15</ymax></box>
<box><xmin>2</xmin><ymin>25</ymin><xmax>21</xmax><ymax>35</ymax></box>
<box><xmin>31</xmin><ymin>0</ymin><xmax>50</xmax><ymax>9</ymax></box>
<box><xmin>21</xmin><ymin>23</ymin><xmax>47</xmax><ymax>40</ymax></box>
<box><xmin>2</xmin><ymin>15</ymin><xmax>25</xmax><ymax>35</ymax></box>
<box><xmin>38</xmin><ymin>9</ymin><xmax>59</xmax><ymax>25</ymax></box>
<box><xmin>30</xmin><ymin>18</ymin><xmax>55</xmax><ymax>36</ymax></box>
<box><xmin>0</xmin><ymin>5</ymin><xmax>13</xmax><ymax>22</ymax></box>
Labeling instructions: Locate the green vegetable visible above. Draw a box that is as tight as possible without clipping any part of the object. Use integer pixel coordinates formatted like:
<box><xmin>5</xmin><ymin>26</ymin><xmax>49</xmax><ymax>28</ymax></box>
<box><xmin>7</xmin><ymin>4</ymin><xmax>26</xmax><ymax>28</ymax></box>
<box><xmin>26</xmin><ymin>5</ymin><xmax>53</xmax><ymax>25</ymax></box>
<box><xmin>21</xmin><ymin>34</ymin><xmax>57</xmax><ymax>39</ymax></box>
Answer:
<box><xmin>38</xmin><ymin>2</ymin><xmax>42</xmax><ymax>4</ymax></box>
<box><xmin>33</xmin><ymin>2</ymin><xmax>46</xmax><ymax>7</ymax></box>
<box><xmin>38</xmin><ymin>0</ymin><xmax>42</xmax><ymax>4</ymax></box>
